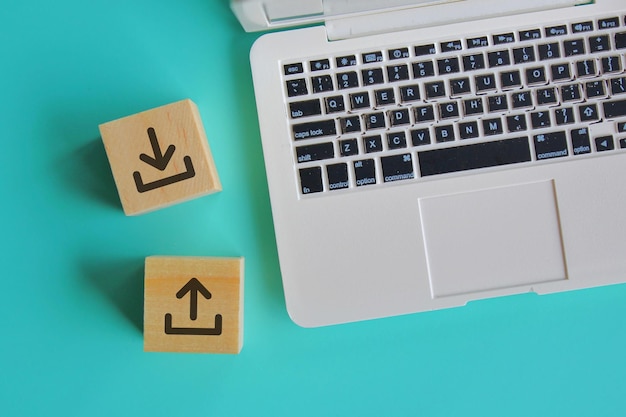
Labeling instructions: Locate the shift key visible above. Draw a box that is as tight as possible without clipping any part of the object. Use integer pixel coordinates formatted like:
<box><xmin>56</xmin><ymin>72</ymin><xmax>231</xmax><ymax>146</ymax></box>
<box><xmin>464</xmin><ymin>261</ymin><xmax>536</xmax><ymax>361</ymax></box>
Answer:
<box><xmin>603</xmin><ymin>99</ymin><xmax>626</xmax><ymax>119</ymax></box>
<box><xmin>292</xmin><ymin>119</ymin><xmax>336</xmax><ymax>140</ymax></box>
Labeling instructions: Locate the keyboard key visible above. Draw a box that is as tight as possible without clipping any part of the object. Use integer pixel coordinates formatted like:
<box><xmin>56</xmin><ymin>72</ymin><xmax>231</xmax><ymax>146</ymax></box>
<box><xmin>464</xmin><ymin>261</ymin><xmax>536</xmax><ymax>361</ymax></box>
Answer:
<box><xmin>354</xmin><ymin>159</ymin><xmax>376</xmax><ymax>186</ymax></box>
<box><xmin>501</xmin><ymin>70</ymin><xmax>522</xmax><ymax>89</ymax></box>
<box><xmin>519</xmin><ymin>29</ymin><xmax>541</xmax><ymax>41</ymax></box>
<box><xmin>375</xmin><ymin>88</ymin><xmax>395</xmax><ymax>106</ymax></box>
<box><xmin>310</xmin><ymin>59</ymin><xmax>330</xmax><ymax>71</ymax></box>
<box><xmin>337</xmin><ymin>71</ymin><xmax>359</xmax><ymax>89</ymax></box>
<box><xmin>463</xmin><ymin>97</ymin><xmax>484</xmax><ymax>115</ymax></box>
<box><xmin>388</xmin><ymin>47</ymin><xmax>410</xmax><ymax>60</ymax></box>
<box><xmin>336</xmin><ymin>55</ymin><xmax>357</xmax><ymax>67</ymax></box>
<box><xmin>538</xmin><ymin>42</ymin><xmax>560</xmax><ymax>60</ymax></box>
<box><xmin>284</xmin><ymin>63</ymin><xmax>304</xmax><ymax>75</ymax></box>
<box><xmin>363</xmin><ymin>135</ymin><xmax>383</xmax><ymax>153</ymax></box>
<box><xmin>450</xmin><ymin>77</ymin><xmax>471</xmax><ymax>95</ymax></box>
<box><xmin>534</xmin><ymin>131</ymin><xmax>568</xmax><ymax>160</ymax></box>
<box><xmin>387</xmin><ymin>131</ymin><xmax>407</xmax><ymax>149</ymax></box>
<box><xmin>507</xmin><ymin>114</ymin><xmax>527</xmax><ymax>132</ymax></box>
<box><xmin>327</xmin><ymin>163</ymin><xmax>349</xmax><ymax>191</ymax></box>
<box><xmin>572</xmin><ymin>21</ymin><xmax>594</xmax><ymax>33</ymax></box>
<box><xmin>325</xmin><ymin>95</ymin><xmax>345</xmax><ymax>113</ymax></box>
<box><xmin>488</xmin><ymin>50</ymin><xmax>511</xmax><ymax>67</ymax></box>
<box><xmin>389</xmin><ymin>109</ymin><xmax>411</xmax><ymax>126</ymax></box>
<box><xmin>339</xmin><ymin>139</ymin><xmax>358</xmax><ymax>156</ymax></box>
<box><xmin>292</xmin><ymin>119</ymin><xmax>336</xmax><ymax>140</ymax></box>
<box><xmin>411</xmin><ymin>128</ymin><xmax>431</xmax><ymax>146</ymax></box>
<box><xmin>299</xmin><ymin>167</ymin><xmax>323</xmax><ymax>194</ymax></box>
<box><xmin>598</xmin><ymin>17</ymin><xmax>620</xmax><ymax>30</ymax></box>
<box><xmin>286</xmin><ymin>78</ymin><xmax>308</xmax><ymax>97</ymax></box>
<box><xmin>546</xmin><ymin>25</ymin><xmax>567</xmax><ymax>37</ymax></box>
<box><xmin>441</xmin><ymin>40</ymin><xmax>462</xmax><ymax>52</ymax></box>
<box><xmin>620</xmin><ymin>139</ymin><xmax>626</xmax><ymax>149</ymax></box>
<box><xmin>467</xmin><ymin>36</ymin><xmax>488</xmax><ymax>48</ymax></box>
<box><xmin>511</xmin><ymin>91</ymin><xmax>533</xmax><ymax>109</ymax></box>
<box><xmin>425</xmin><ymin>81</ymin><xmax>446</xmax><ymax>98</ymax></box>
<box><xmin>362</xmin><ymin>68</ymin><xmax>384</xmax><ymax>85</ymax></box>
<box><xmin>350</xmin><ymin>92</ymin><xmax>370</xmax><ymax>109</ymax></box>
<box><xmin>530</xmin><ymin>111</ymin><xmax>551</xmax><ymax>128</ymax></box>
<box><xmin>603</xmin><ymin>99</ymin><xmax>626</xmax><ymax>119</ymax></box>
<box><xmin>462</xmin><ymin>53</ymin><xmax>486</xmax><ymax>71</ymax></box>
<box><xmin>437</xmin><ymin>57</ymin><xmax>460</xmax><ymax>74</ymax></box>
<box><xmin>589</xmin><ymin>35</ymin><xmax>610</xmax><ymax>53</ymax></box>
<box><xmin>564</xmin><ymin>39</ymin><xmax>586</xmax><ymax>56</ymax></box>
<box><xmin>487</xmin><ymin>94</ymin><xmax>508</xmax><ymax>112</ymax></box>
<box><xmin>459</xmin><ymin>121</ymin><xmax>479</xmax><ymax>139</ymax></box>
<box><xmin>551</xmin><ymin>63</ymin><xmax>572</xmax><ymax>81</ymax></box>
<box><xmin>579</xmin><ymin>103</ymin><xmax>599</xmax><ymax>121</ymax></box>
<box><xmin>610</xmin><ymin>77</ymin><xmax>626</xmax><ymax>95</ymax></box>
<box><xmin>439</xmin><ymin>101</ymin><xmax>460</xmax><ymax>119</ymax></box>
<box><xmin>595</xmin><ymin>136</ymin><xmax>614</xmax><ymax>152</ymax></box>
<box><xmin>340</xmin><ymin>116</ymin><xmax>361</xmax><ymax>133</ymax></box>
<box><xmin>618</xmin><ymin>122</ymin><xmax>626</xmax><ymax>133</ymax></box>
<box><xmin>561</xmin><ymin>84</ymin><xmax>582</xmax><ymax>102</ymax></box>
<box><xmin>493</xmin><ymin>33</ymin><xmax>515</xmax><ymax>45</ymax></box>
<box><xmin>365</xmin><ymin>112</ymin><xmax>386</xmax><ymax>130</ymax></box>
<box><xmin>417</xmin><ymin>136</ymin><xmax>531</xmax><ymax>176</ymax></box>
<box><xmin>554</xmin><ymin>107</ymin><xmax>575</xmax><ymax>125</ymax></box>
<box><xmin>475</xmin><ymin>74</ymin><xmax>497</xmax><ymax>91</ymax></box>
<box><xmin>434</xmin><ymin>125</ymin><xmax>455</xmax><ymax>142</ymax></box>
<box><xmin>387</xmin><ymin>64</ymin><xmax>410</xmax><ymax>81</ymax></box>
<box><xmin>382</xmin><ymin>154</ymin><xmax>414</xmax><ymax>182</ymax></box>
<box><xmin>616</xmin><ymin>32</ymin><xmax>626</xmax><ymax>49</ymax></box>
<box><xmin>415</xmin><ymin>43</ymin><xmax>436</xmax><ymax>56</ymax></box>
<box><xmin>296</xmin><ymin>142</ymin><xmax>334</xmax><ymax>163</ymax></box>
<box><xmin>311</xmin><ymin>75</ymin><xmax>333</xmax><ymax>93</ymax></box>
<box><xmin>536</xmin><ymin>87</ymin><xmax>557</xmax><ymax>105</ymax></box>
<box><xmin>513</xmin><ymin>46</ymin><xmax>536</xmax><ymax>64</ymax></box>
<box><xmin>526</xmin><ymin>67</ymin><xmax>547</xmax><ymax>85</ymax></box>
<box><xmin>415</xmin><ymin>105</ymin><xmax>435</xmax><ymax>123</ymax></box>
<box><xmin>413</xmin><ymin>60</ymin><xmax>435</xmax><ymax>78</ymax></box>
<box><xmin>290</xmin><ymin>99</ymin><xmax>321</xmax><ymax>119</ymax></box>
<box><xmin>576</xmin><ymin>59</ymin><xmax>597</xmax><ymax>78</ymax></box>
<box><xmin>571</xmin><ymin>128</ymin><xmax>591</xmax><ymax>155</ymax></box>
<box><xmin>482</xmin><ymin>117</ymin><xmax>503</xmax><ymax>136</ymax></box>
<box><xmin>602</xmin><ymin>56</ymin><xmax>622</xmax><ymax>73</ymax></box>
<box><xmin>362</xmin><ymin>51</ymin><xmax>383</xmax><ymax>63</ymax></box>
<box><xmin>400</xmin><ymin>84</ymin><xmax>421</xmax><ymax>102</ymax></box>
<box><xmin>585</xmin><ymin>80</ymin><xmax>606</xmax><ymax>98</ymax></box>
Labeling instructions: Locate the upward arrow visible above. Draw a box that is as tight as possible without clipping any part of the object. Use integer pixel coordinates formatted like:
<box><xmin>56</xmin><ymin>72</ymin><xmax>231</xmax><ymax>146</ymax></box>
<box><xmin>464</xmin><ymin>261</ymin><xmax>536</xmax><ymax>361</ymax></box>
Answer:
<box><xmin>139</xmin><ymin>127</ymin><xmax>176</xmax><ymax>171</ymax></box>
<box><xmin>176</xmin><ymin>278</ymin><xmax>212</xmax><ymax>320</ymax></box>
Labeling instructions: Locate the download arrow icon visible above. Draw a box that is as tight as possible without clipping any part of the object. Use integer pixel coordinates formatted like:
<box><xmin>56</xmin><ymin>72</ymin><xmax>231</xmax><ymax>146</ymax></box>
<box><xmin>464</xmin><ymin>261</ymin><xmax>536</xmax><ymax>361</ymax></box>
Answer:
<box><xmin>140</xmin><ymin>127</ymin><xmax>176</xmax><ymax>171</ymax></box>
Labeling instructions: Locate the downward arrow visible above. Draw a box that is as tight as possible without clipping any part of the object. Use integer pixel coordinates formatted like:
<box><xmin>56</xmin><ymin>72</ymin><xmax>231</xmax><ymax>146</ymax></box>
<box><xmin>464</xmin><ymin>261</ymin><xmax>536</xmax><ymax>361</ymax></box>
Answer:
<box><xmin>139</xmin><ymin>127</ymin><xmax>176</xmax><ymax>171</ymax></box>
<box><xmin>176</xmin><ymin>278</ymin><xmax>212</xmax><ymax>321</ymax></box>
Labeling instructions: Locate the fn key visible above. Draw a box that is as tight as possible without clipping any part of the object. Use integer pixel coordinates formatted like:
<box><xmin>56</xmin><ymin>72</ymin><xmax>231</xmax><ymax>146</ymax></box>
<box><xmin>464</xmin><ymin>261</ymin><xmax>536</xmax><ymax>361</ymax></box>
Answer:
<box><xmin>299</xmin><ymin>167</ymin><xmax>323</xmax><ymax>194</ymax></box>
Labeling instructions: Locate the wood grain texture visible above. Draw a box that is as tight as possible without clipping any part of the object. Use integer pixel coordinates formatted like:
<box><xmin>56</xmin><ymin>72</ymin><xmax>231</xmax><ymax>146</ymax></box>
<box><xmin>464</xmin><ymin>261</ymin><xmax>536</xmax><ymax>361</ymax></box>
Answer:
<box><xmin>144</xmin><ymin>256</ymin><xmax>244</xmax><ymax>354</ymax></box>
<box><xmin>99</xmin><ymin>99</ymin><xmax>221</xmax><ymax>215</ymax></box>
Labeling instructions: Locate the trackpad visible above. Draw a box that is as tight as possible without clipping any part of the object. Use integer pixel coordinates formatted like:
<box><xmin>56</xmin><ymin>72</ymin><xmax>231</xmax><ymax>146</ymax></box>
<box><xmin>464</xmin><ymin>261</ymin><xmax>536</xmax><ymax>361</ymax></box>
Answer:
<box><xmin>419</xmin><ymin>180</ymin><xmax>567</xmax><ymax>298</ymax></box>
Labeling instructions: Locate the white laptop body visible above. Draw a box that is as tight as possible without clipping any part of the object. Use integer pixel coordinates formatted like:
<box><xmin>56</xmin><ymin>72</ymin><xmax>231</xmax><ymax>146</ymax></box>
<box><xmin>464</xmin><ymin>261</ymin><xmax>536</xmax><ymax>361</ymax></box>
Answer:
<box><xmin>233</xmin><ymin>0</ymin><xmax>626</xmax><ymax>327</ymax></box>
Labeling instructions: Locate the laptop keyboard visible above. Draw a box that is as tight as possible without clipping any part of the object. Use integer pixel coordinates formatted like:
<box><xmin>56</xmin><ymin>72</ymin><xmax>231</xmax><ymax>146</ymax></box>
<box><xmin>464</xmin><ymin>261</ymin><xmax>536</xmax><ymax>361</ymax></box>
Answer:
<box><xmin>282</xmin><ymin>13</ymin><xmax>626</xmax><ymax>195</ymax></box>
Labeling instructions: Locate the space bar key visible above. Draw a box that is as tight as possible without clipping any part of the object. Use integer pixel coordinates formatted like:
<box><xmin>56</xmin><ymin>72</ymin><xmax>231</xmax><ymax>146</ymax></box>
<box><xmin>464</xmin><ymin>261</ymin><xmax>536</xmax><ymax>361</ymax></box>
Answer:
<box><xmin>417</xmin><ymin>137</ymin><xmax>531</xmax><ymax>177</ymax></box>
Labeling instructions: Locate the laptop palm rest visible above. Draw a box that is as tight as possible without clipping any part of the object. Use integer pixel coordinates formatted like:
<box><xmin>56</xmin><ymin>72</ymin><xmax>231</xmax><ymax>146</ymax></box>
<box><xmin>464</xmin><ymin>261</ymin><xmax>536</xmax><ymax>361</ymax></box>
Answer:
<box><xmin>419</xmin><ymin>180</ymin><xmax>567</xmax><ymax>298</ymax></box>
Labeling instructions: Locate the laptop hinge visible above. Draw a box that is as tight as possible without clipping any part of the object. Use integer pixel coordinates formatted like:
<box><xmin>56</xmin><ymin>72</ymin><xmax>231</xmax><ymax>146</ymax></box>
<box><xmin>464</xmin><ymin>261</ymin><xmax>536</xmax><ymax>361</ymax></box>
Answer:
<box><xmin>325</xmin><ymin>0</ymin><xmax>590</xmax><ymax>41</ymax></box>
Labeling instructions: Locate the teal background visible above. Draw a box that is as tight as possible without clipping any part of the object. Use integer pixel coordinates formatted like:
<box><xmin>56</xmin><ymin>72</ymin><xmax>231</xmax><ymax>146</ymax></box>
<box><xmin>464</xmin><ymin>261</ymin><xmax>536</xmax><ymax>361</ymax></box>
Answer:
<box><xmin>1</xmin><ymin>0</ymin><xmax>625</xmax><ymax>415</ymax></box>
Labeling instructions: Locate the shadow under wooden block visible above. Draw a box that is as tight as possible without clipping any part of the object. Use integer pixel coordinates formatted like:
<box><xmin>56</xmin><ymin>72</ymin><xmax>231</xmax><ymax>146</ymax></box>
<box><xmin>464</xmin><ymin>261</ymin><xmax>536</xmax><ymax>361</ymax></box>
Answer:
<box><xmin>144</xmin><ymin>256</ymin><xmax>244</xmax><ymax>354</ymax></box>
<box><xmin>99</xmin><ymin>99</ymin><xmax>221</xmax><ymax>215</ymax></box>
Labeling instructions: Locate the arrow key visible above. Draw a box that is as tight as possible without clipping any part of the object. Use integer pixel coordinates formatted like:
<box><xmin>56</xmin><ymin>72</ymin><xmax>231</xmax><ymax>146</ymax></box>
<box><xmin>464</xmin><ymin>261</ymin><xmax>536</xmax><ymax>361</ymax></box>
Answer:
<box><xmin>595</xmin><ymin>135</ymin><xmax>614</xmax><ymax>152</ymax></box>
<box><xmin>578</xmin><ymin>103</ymin><xmax>599</xmax><ymax>122</ymax></box>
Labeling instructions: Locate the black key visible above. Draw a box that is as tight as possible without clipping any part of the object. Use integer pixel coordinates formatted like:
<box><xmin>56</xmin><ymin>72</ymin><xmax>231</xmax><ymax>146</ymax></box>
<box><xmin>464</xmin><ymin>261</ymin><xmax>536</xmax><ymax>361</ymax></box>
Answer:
<box><xmin>382</xmin><ymin>154</ymin><xmax>414</xmax><ymax>182</ymax></box>
<box><xmin>493</xmin><ymin>33</ymin><xmax>515</xmax><ymax>45</ymax></box>
<box><xmin>561</xmin><ymin>84</ymin><xmax>582</xmax><ymax>102</ymax></box>
<box><xmin>411</xmin><ymin>128</ymin><xmax>431</xmax><ymax>146</ymax></box>
<box><xmin>463</xmin><ymin>98</ymin><xmax>484</xmax><ymax>115</ymax></box>
<box><xmin>519</xmin><ymin>29</ymin><xmax>541</xmax><ymax>41</ymax></box>
<box><xmin>357</xmin><ymin>112</ymin><xmax>379</xmax><ymax>132</ymax></box>
<box><xmin>296</xmin><ymin>142</ymin><xmax>334</xmax><ymax>163</ymax></box>
<box><xmin>618</xmin><ymin>122</ymin><xmax>626</xmax><ymax>133</ymax></box>
<box><xmin>576</xmin><ymin>60</ymin><xmax>597</xmax><ymax>78</ymax></box>
<box><xmin>415</xmin><ymin>44</ymin><xmax>436</xmax><ymax>56</ymax></box>
<box><xmin>459</xmin><ymin>121</ymin><xmax>479</xmax><ymax>139</ymax></box>
<box><xmin>526</xmin><ymin>67</ymin><xmax>546</xmax><ymax>85</ymax></box>
<box><xmin>488</xmin><ymin>95</ymin><xmax>508</xmax><ymax>112</ymax></box>
<box><xmin>603</xmin><ymin>99</ymin><xmax>626</xmax><ymax>119</ymax></box>
<box><xmin>418</xmin><ymin>137</ymin><xmax>531</xmax><ymax>176</ymax></box>
<box><xmin>325</xmin><ymin>95</ymin><xmax>345</xmax><ymax>113</ymax></box>
<box><xmin>350</xmin><ymin>92</ymin><xmax>370</xmax><ymax>109</ymax></box>
<box><xmin>363</xmin><ymin>135</ymin><xmax>383</xmax><ymax>153</ymax></box>
<box><xmin>439</xmin><ymin>101</ymin><xmax>460</xmax><ymax>119</ymax></box>
<box><xmin>546</xmin><ymin>25</ymin><xmax>567</xmax><ymax>37</ymax></box>
<box><xmin>387</xmin><ymin>64</ymin><xmax>410</xmax><ymax>82</ymax></box>
<box><xmin>620</xmin><ymin>138</ymin><xmax>626</xmax><ymax>149</ymax></box>
<box><xmin>389</xmin><ymin>109</ymin><xmax>410</xmax><ymax>126</ymax></box>
<box><xmin>488</xmin><ymin>50</ymin><xmax>511</xmax><ymax>67</ymax></box>
<box><xmin>312</xmin><ymin>75</ymin><xmax>333</xmax><ymax>93</ymax></box>
<box><xmin>375</xmin><ymin>88</ymin><xmax>395</xmax><ymax>106</ymax></box>
<box><xmin>531</xmin><ymin>111</ymin><xmax>551</xmax><ymax>128</ymax></box>
<box><xmin>425</xmin><ymin>81</ymin><xmax>446</xmax><ymax>98</ymax></box>
<box><xmin>413</xmin><ymin>61</ymin><xmax>435</xmax><ymax>78</ymax></box>
<box><xmin>571</xmin><ymin>128</ymin><xmax>591</xmax><ymax>155</ymax></box>
<box><xmin>564</xmin><ymin>39</ymin><xmax>586</xmax><ymax>56</ymax></box>
<box><xmin>616</xmin><ymin>32</ymin><xmax>626</xmax><ymax>49</ymax></box>
<box><xmin>610</xmin><ymin>77</ymin><xmax>626</xmax><ymax>95</ymax></box>
<box><xmin>513</xmin><ymin>46</ymin><xmax>536</xmax><ymax>64</ymax></box>
<box><xmin>579</xmin><ymin>103</ymin><xmax>599</xmax><ymax>121</ymax></box>
<box><xmin>585</xmin><ymin>81</ymin><xmax>606</xmax><ymax>98</ymax></box>
<box><xmin>362</xmin><ymin>51</ymin><xmax>383</xmax><ymax>63</ymax></box>
<box><xmin>598</xmin><ymin>17</ymin><xmax>620</xmax><ymax>30</ymax></box>
<box><xmin>467</xmin><ymin>36</ymin><xmax>488</xmax><ymax>48</ymax></box>
<box><xmin>327</xmin><ymin>163</ymin><xmax>349</xmax><ymax>191</ymax></box>
<box><xmin>602</xmin><ymin>56</ymin><xmax>622</xmax><ymax>73</ymax></box>
<box><xmin>437</xmin><ymin>57</ymin><xmax>460</xmax><ymax>74</ymax></box>
<box><xmin>387</xmin><ymin>132</ymin><xmax>407</xmax><ymax>149</ymax></box>
<box><xmin>340</xmin><ymin>116</ymin><xmax>361</xmax><ymax>133</ymax></box>
<box><xmin>284</xmin><ymin>63</ymin><xmax>304</xmax><ymax>75</ymax></box>
<box><xmin>538</xmin><ymin>42</ymin><xmax>560</xmax><ymax>60</ymax></box>
<box><xmin>482</xmin><ymin>117</ymin><xmax>503</xmax><ymax>136</ymax></box>
<box><xmin>507</xmin><ymin>114</ymin><xmax>527</xmax><ymax>132</ymax></box>
<box><xmin>512</xmin><ymin>91</ymin><xmax>533</xmax><ymax>109</ymax></box>
<box><xmin>462</xmin><ymin>53</ymin><xmax>486</xmax><ymax>71</ymax></box>
<box><xmin>310</xmin><ymin>59</ymin><xmax>330</xmax><ymax>71</ymax></box>
<box><xmin>290</xmin><ymin>99</ymin><xmax>321</xmax><ymax>118</ymax></box>
<box><xmin>292</xmin><ymin>120</ymin><xmax>336</xmax><ymax>140</ymax></box>
<box><xmin>434</xmin><ymin>125</ymin><xmax>455</xmax><ymax>142</ymax></box>
<box><xmin>536</xmin><ymin>87</ymin><xmax>557</xmax><ymax>105</ymax></box>
<box><xmin>388</xmin><ymin>47</ymin><xmax>410</xmax><ymax>60</ymax></box>
<box><xmin>299</xmin><ymin>167</ymin><xmax>323</xmax><ymax>194</ymax></box>
<box><xmin>339</xmin><ymin>139</ymin><xmax>358</xmax><ymax>156</ymax></box>
<box><xmin>415</xmin><ymin>105</ymin><xmax>435</xmax><ymax>123</ymax></box>
<box><xmin>595</xmin><ymin>136</ymin><xmax>614</xmax><ymax>152</ymax></box>
<box><xmin>336</xmin><ymin>55</ymin><xmax>357</xmax><ymax>67</ymax></box>
<box><xmin>475</xmin><ymin>74</ymin><xmax>497</xmax><ymax>91</ymax></box>
<box><xmin>441</xmin><ymin>40</ymin><xmax>462</xmax><ymax>52</ymax></box>
<box><xmin>501</xmin><ymin>70</ymin><xmax>522</xmax><ymax>89</ymax></box>
<box><xmin>572</xmin><ymin>21</ymin><xmax>594</xmax><ymax>33</ymax></box>
<box><xmin>400</xmin><ymin>84</ymin><xmax>421</xmax><ymax>102</ymax></box>
<box><xmin>450</xmin><ymin>77</ymin><xmax>471</xmax><ymax>95</ymax></box>
<box><xmin>551</xmin><ymin>63</ymin><xmax>572</xmax><ymax>81</ymax></box>
<box><xmin>554</xmin><ymin>107</ymin><xmax>575</xmax><ymax>125</ymax></box>
<box><xmin>534</xmin><ymin>131</ymin><xmax>568</xmax><ymax>160</ymax></box>
<box><xmin>362</xmin><ymin>68</ymin><xmax>384</xmax><ymax>85</ymax></box>
<box><xmin>286</xmin><ymin>78</ymin><xmax>308</xmax><ymax>97</ymax></box>
<box><xmin>354</xmin><ymin>159</ymin><xmax>376</xmax><ymax>187</ymax></box>
<box><xmin>337</xmin><ymin>71</ymin><xmax>359</xmax><ymax>89</ymax></box>
<box><xmin>589</xmin><ymin>35</ymin><xmax>610</xmax><ymax>53</ymax></box>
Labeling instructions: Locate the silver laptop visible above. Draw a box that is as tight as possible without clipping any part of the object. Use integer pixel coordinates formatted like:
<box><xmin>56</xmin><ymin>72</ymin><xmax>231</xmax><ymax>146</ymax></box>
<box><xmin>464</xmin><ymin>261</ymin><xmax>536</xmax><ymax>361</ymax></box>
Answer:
<box><xmin>232</xmin><ymin>0</ymin><xmax>626</xmax><ymax>327</ymax></box>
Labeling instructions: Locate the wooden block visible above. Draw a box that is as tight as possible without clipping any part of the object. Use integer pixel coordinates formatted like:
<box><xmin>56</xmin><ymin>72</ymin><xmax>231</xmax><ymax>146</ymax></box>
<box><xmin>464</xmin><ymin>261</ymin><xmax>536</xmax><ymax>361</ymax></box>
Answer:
<box><xmin>144</xmin><ymin>256</ymin><xmax>244</xmax><ymax>354</ymax></box>
<box><xmin>99</xmin><ymin>99</ymin><xmax>221</xmax><ymax>215</ymax></box>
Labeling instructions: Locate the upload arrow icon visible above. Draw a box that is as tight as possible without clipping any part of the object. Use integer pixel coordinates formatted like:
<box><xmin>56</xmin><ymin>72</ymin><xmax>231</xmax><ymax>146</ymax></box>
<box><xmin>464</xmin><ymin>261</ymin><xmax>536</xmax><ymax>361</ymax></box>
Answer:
<box><xmin>164</xmin><ymin>278</ymin><xmax>223</xmax><ymax>336</ymax></box>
